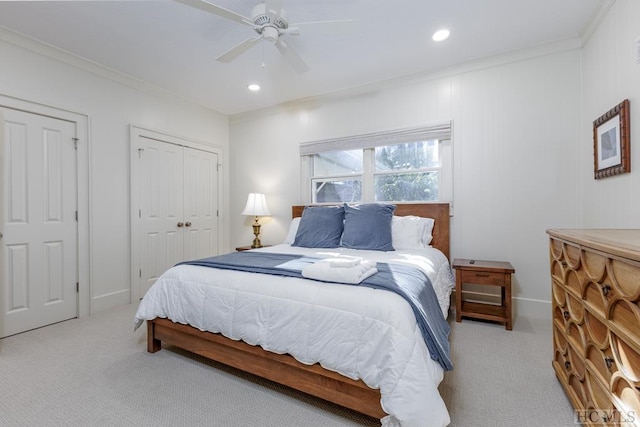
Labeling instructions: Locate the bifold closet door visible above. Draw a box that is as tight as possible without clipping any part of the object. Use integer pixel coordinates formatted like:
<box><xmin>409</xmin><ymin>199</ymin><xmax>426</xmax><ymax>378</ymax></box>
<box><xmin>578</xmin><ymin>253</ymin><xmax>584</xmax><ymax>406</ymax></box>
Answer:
<box><xmin>182</xmin><ymin>147</ymin><xmax>218</xmax><ymax>262</ymax></box>
<box><xmin>137</xmin><ymin>136</ymin><xmax>185</xmax><ymax>298</ymax></box>
<box><xmin>135</xmin><ymin>136</ymin><xmax>219</xmax><ymax>299</ymax></box>
<box><xmin>1</xmin><ymin>107</ymin><xmax>78</xmax><ymax>337</ymax></box>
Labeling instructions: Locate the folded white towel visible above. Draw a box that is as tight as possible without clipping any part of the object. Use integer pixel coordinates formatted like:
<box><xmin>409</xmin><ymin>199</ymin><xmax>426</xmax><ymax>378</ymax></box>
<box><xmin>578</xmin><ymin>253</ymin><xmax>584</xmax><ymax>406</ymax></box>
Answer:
<box><xmin>328</xmin><ymin>257</ymin><xmax>362</xmax><ymax>268</ymax></box>
<box><xmin>302</xmin><ymin>259</ymin><xmax>378</xmax><ymax>284</ymax></box>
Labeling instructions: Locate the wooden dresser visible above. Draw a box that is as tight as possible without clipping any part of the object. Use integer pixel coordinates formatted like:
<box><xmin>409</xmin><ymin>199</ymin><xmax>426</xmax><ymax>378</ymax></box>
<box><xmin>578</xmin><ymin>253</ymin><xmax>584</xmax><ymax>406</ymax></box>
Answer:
<box><xmin>547</xmin><ymin>229</ymin><xmax>640</xmax><ymax>425</ymax></box>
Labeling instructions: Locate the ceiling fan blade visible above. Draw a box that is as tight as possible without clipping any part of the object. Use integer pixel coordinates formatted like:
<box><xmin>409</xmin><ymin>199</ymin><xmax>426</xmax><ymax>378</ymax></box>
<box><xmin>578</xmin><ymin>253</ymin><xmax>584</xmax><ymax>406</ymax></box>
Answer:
<box><xmin>275</xmin><ymin>39</ymin><xmax>310</xmax><ymax>74</ymax></box>
<box><xmin>281</xmin><ymin>27</ymin><xmax>300</xmax><ymax>36</ymax></box>
<box><xmin>216</xmin><ymin>36</ymin><xmax>262</xmax><ymax>63</ymax></box>
<box><xmin>290</xmin><ymin>19</ymin><xmax>359</xmax><ymax>34</ymax></box>
<box><xmin>175</xmin><ymin>0</ymin><xmax>253</xmax><ymax>26</ymax></box>
<box><xmin>265</xmin><ymin>0</ymin><xmax>283</xmax><ymax>21</ymax></box>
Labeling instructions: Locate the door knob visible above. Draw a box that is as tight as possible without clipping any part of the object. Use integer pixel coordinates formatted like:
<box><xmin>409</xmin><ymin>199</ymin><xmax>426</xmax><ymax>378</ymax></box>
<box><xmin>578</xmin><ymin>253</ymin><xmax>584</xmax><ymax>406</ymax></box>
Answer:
<box><xmin>177</xmin><ymin>222</ymin><xmax>184</xmax><ymax>227</ymax></box>
<box><xmin>185</xmin><ymin>222</ymin><xmax>192</xmax><ymax>227</ymax></box>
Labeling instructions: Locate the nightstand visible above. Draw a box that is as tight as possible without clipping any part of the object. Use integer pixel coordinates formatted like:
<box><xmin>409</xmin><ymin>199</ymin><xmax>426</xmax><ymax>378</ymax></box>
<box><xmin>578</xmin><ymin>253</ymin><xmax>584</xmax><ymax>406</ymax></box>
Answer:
<box><xmin>452</xmin><ymin>258</ymin><xmax>515</xmax><ymax>330</ymax></box>
<box><xmin>235</xmin><ymin>245</ymin><xmax>270</xmax><ymax>252</ymax></box>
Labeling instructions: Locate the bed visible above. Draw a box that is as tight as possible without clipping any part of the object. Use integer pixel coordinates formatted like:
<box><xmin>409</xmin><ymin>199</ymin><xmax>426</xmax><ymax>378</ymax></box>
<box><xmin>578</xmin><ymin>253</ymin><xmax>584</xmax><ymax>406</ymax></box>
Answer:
<box><xmin>135</xmin><ymin>203</ymin><xmax>453</xmax><ymax>426</ymax></box>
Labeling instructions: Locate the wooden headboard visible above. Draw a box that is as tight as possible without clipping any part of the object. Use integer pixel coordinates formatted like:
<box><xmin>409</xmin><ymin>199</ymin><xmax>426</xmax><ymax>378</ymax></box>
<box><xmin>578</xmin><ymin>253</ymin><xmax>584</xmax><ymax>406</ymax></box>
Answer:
<box><xmin>292</xmin><ymin>203</ymin><xmax>450</xmax><ymax>260</ymax></box>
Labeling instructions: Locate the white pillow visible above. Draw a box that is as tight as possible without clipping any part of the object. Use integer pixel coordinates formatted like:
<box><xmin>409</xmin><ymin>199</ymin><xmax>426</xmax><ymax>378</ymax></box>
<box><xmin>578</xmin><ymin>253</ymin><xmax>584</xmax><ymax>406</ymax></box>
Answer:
<box><xmin>283</xmin><ymin>217</ymin><xmax>301</xmax><ymax>244</ymax></box>
<box><xmin>421</xmin><ymin>217</ymin><xmax>435</xmax><ymax>246</ymax></box>
<box><xmin>391</xmin><ymin>216</ymin><xmax>434</xmax><ymax>249</ymax></box>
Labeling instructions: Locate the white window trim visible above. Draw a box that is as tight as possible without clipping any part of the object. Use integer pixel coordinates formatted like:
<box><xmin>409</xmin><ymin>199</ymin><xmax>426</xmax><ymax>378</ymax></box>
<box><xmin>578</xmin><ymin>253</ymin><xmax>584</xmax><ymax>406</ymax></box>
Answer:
<box><xmin>299</xmin><ymin>121</ymin><xmax>452</xmax><ymax>155</ymax></box>
<box><xmin>300</xmin><ymin>121</ymin><xmax>453</xmax><ymax>207</ymax></box>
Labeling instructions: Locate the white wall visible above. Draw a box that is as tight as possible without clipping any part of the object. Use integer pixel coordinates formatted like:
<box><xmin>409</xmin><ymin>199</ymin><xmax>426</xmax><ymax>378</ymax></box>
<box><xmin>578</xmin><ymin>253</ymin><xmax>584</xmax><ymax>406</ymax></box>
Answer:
<box><xmin>581</xmin><ymin>0</ymin><xmax>640</xmax><ymax>226</ymax></box>
<box><xmin>230</xmin><ymin>42</ymin><xmax>584</xmax><ymax>319</ymax></box>
<box><xmin>0</xmin><ymin>31</ymin><xmax>229</xmax><ymax>313</ymax></box>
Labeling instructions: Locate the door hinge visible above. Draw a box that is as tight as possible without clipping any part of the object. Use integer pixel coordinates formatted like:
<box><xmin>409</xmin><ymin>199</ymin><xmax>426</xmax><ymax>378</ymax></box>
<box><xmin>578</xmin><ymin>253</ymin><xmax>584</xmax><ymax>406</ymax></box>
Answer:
<box><xmin>217</xmin><ymin>163</ymin><xmax>222</xmax><ymax>172</ymax></box>
<box><xmin>139</xmin><ymin>209</ymin><xmax>141</xmax><ymax>218</ymax></box>
<box><xmin>75</xmin><ymin>211</ymin><xmax>78</xmax><ymax>221</ymax></box>
<box><xmin>216</xmin><ymin>210</ymin><xmax>219</xmax><ymax>217</ymax></box>
<box><xmin>138</xmin><ymin>148</ymin><xmax>144</xmax><ymax>158</ymax></box>
<box><xmin>76</xmin><ymin>282</ymin><xmax>79</xmax><ymax>293</ymax></box>
<box><xmin>72</xmin><ymin>137</ymin><xmax>79</xmax><ymax>150</ymax></box>
<box><xmin>139</xmin><ymin>269</ymin><xmax>142</xmax><ymax>278</ymax></box>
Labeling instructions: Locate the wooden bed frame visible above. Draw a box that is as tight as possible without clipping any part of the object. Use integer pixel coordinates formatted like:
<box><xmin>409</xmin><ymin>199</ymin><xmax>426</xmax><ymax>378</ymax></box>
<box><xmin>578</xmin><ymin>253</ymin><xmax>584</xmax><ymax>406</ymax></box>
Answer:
<box><xmin>147</xmin><ymin>202</ymin><xmax>450</xmax><ymax>419</ymax></box>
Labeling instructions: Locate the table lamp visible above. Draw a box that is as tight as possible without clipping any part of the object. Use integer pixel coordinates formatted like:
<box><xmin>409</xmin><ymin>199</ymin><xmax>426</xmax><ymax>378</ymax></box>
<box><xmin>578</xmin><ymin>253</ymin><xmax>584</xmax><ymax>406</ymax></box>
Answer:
<box><xmin>241</xmin><ymin>193</ymin><xmax>271</xmax><ymax>248</ymax></box>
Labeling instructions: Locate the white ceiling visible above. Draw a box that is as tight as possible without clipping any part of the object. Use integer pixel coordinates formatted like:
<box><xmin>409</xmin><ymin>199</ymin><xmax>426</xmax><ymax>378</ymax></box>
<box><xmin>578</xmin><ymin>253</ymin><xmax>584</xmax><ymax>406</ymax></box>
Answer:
<box><xmin>0</xmin><ymin>0</ymin><xmax>602</xmax><ymax>115</ymax></box>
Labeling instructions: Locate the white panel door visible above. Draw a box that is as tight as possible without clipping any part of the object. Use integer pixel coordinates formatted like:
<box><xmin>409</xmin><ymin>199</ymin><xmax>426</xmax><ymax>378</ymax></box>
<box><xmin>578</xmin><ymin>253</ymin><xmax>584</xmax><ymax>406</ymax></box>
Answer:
<box><xmin>1</xmin><ymin>108</ymin><xmax>78</xmax><ymax>337</ymax></box>
<box><xmin>182</xmin><ymin>147</ymin><xmax>218</xmax><ymax>261</ymax></box>
<box><xmin>134</xmin><ymin>136</ymin><xmax>219</xmax><ymax>299</ymax></box>
<box><xmin>136</xmin><ymin>136</ymin><xmax>184</xmax><ymax>298</ymax></box>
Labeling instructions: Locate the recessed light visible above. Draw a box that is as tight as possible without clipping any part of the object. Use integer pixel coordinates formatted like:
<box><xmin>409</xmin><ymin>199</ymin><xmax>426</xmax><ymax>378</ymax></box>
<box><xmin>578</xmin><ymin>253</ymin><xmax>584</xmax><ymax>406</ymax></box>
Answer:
<box><xmin>247</xmin><ymin>83</ymin><xmax>260</xmax><ymax>91</ymax></box>
<box><xmin>432</xmin><ymin>29</ymin><xmax>450</xmax><ymax>42</ymax></box>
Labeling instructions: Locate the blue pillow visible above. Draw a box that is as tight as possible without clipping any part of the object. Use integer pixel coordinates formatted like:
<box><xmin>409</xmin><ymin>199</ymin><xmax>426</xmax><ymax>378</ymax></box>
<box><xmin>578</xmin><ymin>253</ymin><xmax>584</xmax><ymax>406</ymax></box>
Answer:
<box><xmin>341</xmin><ymin>203</ymin><xmax>396</xmax><ymax>251</ymax></box>
<box><xmin>292</xmin><ymin>206</ymin><xmax>345</xmax><ymax>248</ymax></box>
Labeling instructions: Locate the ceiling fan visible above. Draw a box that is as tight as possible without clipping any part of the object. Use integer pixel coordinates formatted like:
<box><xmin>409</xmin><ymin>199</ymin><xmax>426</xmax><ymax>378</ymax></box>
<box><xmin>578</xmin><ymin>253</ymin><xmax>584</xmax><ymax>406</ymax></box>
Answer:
<box><xmin>176</xmin><ymin>0</ymin><xmax>356</xmax><ymax>73</ymax></box>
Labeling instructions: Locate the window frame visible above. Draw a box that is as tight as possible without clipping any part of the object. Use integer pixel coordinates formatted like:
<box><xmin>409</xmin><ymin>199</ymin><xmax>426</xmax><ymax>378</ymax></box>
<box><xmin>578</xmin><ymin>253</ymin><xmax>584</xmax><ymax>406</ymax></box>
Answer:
<box><xmin>300</xmin><ymin>122</ymin><xmax>453</xmax><ymax>205</ymax></box>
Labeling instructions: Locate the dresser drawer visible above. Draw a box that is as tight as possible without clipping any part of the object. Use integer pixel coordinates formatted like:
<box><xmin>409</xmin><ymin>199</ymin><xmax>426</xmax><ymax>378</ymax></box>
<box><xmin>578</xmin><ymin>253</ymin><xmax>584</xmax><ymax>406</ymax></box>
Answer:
<box><xmin>460</xmin><ymin>270</ymin><xmax>506</xmax><ymax>286</ymax></box>
<box><xmin>547</xmin><ymin>229</ymin><xmax>640</xmax><ymax>418</ymax></box>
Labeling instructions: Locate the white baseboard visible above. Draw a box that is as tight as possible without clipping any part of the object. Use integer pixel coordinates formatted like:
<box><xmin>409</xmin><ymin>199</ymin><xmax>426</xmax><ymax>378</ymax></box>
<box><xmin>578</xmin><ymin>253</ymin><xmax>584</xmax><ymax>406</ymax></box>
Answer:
<box><xmin>91</xmin><ymin>289</ymin><xmax>131</xmax><ymax>314</ymax></box>
<box><xmin>452</xmin><ymin>290</ymin><xmax>551</xmax><ymax>321</ymax></box>
<box><xmin>512</xmin><ymin>297</ymin><xmax>551</xmax><ymax>320</ymax></box>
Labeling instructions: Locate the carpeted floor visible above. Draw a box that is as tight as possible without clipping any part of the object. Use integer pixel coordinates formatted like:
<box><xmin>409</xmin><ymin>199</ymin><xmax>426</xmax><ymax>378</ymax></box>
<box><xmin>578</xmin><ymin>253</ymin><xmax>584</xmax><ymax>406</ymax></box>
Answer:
<box><xmin>0</xmin><ymin>303</ymin><xmax>575</xmax><ymax>426</ymax></box>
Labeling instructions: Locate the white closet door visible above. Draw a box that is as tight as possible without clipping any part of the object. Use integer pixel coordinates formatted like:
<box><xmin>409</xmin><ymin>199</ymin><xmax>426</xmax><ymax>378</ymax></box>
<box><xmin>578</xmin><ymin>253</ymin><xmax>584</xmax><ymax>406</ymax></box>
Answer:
<box><xmin>133</xmin><ymin>131</ymin><xmax>220</xmax><ymax>300</ymax></box>
<box><xmin>1</xmin><ymin>108</ymin><xmax>78</xmax><ymax>337</ymax></box>
<box><xmin>182</xmin><ymin>147</ymin><xmax>218</xmax><ymax>261</ymax></box>
<box><xmin>137</xmin><ymin>136</ymin><xmax>185</xmax><ymax>298</ymax></box>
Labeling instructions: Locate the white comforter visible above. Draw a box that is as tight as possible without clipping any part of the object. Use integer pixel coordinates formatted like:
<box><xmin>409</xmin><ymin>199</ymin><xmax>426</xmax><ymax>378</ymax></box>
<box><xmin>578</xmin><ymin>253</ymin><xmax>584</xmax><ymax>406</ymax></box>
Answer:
<box><xmin>135</xmin><ymin>244</ymin><xmax>455</xmax><ymax>427</ymax></box>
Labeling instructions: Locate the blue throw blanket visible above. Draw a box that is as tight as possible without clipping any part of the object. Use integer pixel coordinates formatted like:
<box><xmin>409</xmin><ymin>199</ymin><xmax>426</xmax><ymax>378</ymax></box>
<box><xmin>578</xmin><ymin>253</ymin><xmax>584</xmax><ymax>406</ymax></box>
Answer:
<box><xmin>178</xmin><ymin>251</ymin><xmax>453</xmax><ymax>371</ymax></box>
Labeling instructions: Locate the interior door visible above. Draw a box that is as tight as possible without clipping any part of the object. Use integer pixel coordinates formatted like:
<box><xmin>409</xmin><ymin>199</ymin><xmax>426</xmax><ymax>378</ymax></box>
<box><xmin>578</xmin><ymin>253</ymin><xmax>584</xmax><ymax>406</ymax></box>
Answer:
<box><xmin>1</xmin><ymin>107</ymin><xmax>78</xmax><ymax>337</ymax></box>
<box><xmin>136</xmin><ymin>136</ymin><xmax>184</xmax><ymax>298</ymax></box>
<box><xmin>134</xmin><ymin>134</ymin><xmax>220</xmax><ymax>299</ymax></box>
<box><xmin>182</xmin><ymin>147</ymin><xmax>218</xmax><ymax>261</ymax></box>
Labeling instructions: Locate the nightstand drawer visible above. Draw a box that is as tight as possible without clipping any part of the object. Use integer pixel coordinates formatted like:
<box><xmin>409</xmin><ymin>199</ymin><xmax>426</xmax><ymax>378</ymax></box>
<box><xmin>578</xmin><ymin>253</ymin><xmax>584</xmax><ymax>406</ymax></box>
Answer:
<box><xmin>460</xmin><ymin>270</ymin><xmax>506</xmax><ymax>286</ymax></box>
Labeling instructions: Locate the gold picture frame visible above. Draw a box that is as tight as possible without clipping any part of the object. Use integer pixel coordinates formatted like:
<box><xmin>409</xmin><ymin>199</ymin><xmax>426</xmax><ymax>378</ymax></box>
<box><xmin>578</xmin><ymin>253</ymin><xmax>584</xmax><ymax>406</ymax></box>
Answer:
<box><xmin>593</xmin><ymin>99</ymin><xmax>630</xmax><ymax>179</ymax></box>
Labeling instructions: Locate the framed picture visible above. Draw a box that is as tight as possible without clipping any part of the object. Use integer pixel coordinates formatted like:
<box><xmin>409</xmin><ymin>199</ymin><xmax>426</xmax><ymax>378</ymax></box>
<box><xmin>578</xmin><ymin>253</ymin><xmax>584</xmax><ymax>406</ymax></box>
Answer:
<box><xmin>593</xmin><ymin>99</ymin><xmax>630</xmax><ymax>179</ymax></box>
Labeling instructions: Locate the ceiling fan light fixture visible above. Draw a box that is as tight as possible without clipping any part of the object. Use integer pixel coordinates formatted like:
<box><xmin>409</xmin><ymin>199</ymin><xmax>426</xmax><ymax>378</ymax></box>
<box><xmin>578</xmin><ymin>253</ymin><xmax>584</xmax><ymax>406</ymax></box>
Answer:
<box><xmin>432</xmin><ymin>29</ymin><xmax>450</xmax><ymax>42</ymax></box>
<box><xmin>262</xmin><ymin>26</ymin><xmax>280</xmax><ymax>43</ymax></box>
<box><xmin>247</xmin><ymin>83</ymin><xmax>261</xmax><ymax>91</ymax></box>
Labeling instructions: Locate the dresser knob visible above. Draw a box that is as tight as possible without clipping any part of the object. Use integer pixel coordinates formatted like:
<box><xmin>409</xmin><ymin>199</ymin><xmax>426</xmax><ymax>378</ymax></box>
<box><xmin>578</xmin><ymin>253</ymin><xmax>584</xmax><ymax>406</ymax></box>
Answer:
<box><xmin>602</xmin><ymin>284</ymin><xmax>611</xmax><ymax>296</ymax></box>
<box><xmin>605</xmin><ymin>357</ymin><xmax>614</xmax><ymax>369</ymax></box>
<box><xmin>561</xmin><ymin>261</ymin><xmax>568</xmax><ymax>267</ymax></box>
<box><xmin>563</xmin><ymin>311</ymin><xmax>570</xmax><ymax>320</ymax></box>
<box><xmin>564</xmin><ymin>361</ymin><xmax>571</xmax><ymax>370</ymax></box>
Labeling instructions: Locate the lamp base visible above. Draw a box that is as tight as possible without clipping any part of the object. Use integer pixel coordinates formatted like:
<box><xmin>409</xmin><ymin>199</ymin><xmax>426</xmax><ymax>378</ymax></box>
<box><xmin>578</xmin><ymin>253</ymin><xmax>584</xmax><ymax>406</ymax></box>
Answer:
<box><xmin>250</xmin><ymin>217</ymin><xmax>262</xmax><ymax>248</ymax></box>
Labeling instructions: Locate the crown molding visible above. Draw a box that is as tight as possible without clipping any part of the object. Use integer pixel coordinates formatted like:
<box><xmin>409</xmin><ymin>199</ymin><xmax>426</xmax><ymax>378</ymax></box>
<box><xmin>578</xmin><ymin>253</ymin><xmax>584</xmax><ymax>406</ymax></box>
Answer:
<box><xmin>231</xmin><ymin>37</ymin><xmax>583</xmax><ymax>123</ymax></box>
<box><xmin>580</xmin><ymin>0</ymin><xmax>616</xmax><ymax>45</ymax></box>
<box><xmin>0</xmin><ymin>25</ymin><xmax>219</xmax><ymax>113</ymax></box>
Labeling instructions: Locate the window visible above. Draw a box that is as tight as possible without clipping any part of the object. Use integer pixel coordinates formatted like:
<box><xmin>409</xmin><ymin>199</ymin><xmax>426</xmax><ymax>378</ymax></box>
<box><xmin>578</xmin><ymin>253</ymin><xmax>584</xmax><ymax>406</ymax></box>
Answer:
<box><xmin>311</xmin><ymin>150</ymin><xmax>362</xmax><ymax>203</ymax></box>
<box><xmin>374</xmin><ymin>141</ymin><xmax>440</xmax><ymax>202</ymax></box>
<box><xmin>300</xmin><ymin>123</ymin><xmax>452</xmax><ymax>204</ymax></box>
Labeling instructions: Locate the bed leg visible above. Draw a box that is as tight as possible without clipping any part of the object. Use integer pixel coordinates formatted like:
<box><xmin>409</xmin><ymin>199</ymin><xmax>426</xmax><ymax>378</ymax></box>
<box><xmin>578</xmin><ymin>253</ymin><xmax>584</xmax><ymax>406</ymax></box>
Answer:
<box><xmin>147</xmin><ymin>320</ymin><xmax>161</xmax><ymax>353</ymax></box>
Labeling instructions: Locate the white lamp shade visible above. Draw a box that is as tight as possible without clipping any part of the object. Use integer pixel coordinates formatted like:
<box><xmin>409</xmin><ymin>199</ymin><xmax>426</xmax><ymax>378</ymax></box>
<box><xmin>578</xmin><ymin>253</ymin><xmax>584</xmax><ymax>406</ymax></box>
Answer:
<box><xmin>241</xmin><ymin>193</ymin><xmax>271</xmax><ymax>216</ymax></box>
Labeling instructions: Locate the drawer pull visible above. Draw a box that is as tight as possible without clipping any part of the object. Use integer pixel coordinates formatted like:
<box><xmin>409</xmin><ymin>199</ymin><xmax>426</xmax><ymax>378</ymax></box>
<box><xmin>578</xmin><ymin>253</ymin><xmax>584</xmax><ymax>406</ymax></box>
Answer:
<box><xmin>475</xmin><ymin>273</ymin><xmax>490</xmax><ymax>277</ymax></box>
<box><xmin>605</xmin><ymin>357</ymin><xmax>614</xmax><ymax>369</ymax></box>
<box><xmin>564</xmin><ymin>361</ymin><xmax>571</xmax><ymax>370</ymax></box>
<box><xmin>563</xmin><ymin>311</ymin><xmax>570</xmax><ymax>320</ymax></box>
<box><xmin>602</xmin><ymin>284</ymin><xmax>611</xmax><ymax>297</ymax></box>
<box><xmin>561</xmin><ymin>261</ymin><xmax>568</xmax><ymax>267</ymax></box>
